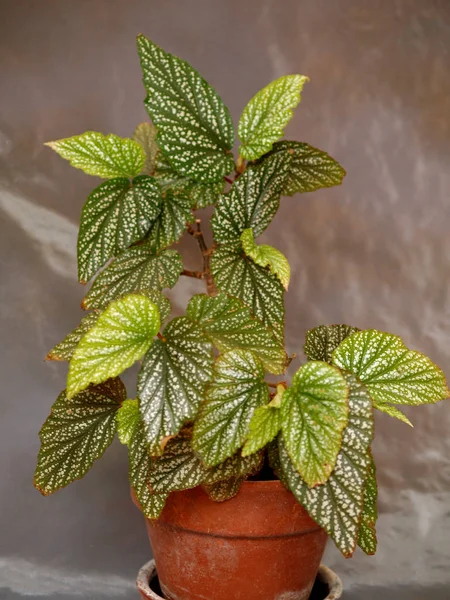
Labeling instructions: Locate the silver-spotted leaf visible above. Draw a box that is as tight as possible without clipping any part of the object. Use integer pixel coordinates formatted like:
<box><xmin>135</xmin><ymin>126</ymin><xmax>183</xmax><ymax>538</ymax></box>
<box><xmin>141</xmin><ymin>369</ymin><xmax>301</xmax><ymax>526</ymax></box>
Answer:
<box><xmin>187</xmin><ymin>293</ymin><xmax>287</xmax><ymax>375</ymax></box>
<box><xmin>78</xmin><ymin>176</ymin><xmax>162</xmax><ymax>282</ymax></box>
<box><xmin>133</xmin><ymin>122</ymin><xmax>159</xmax><ymax>175</ymax></box>
<box><xmin>304</xmin><ymin>324</ymin><xmax>360</xmax><ymax>364</ymax></box>
<box><xmin>332</xmin><ymin>330</ymin><xmax>449</xmax><ymax>406</ymax></box>
<box><xmin>241</xmin><ymin>228</ymin><xmax>290</xmax><ymax>289</ymax></box>
<box><xmin>117</xmin><ymin>398</ymin><xmax>140</xmax><ymax>445</ymax></box>
<box><xmin>193</xmin><ymin>350</ymin><xmax>269</xmax><ymax>466</ymax></box>
<box><xmin>46</xmin><ymin>132</ymin><xmax>145</xmax><ymax>179</ymax></box>
<box><xmin>203</xmin><ymin>448</ymin><xmax>264</xmax><ymax>485</ymax></box>
<box><xmin>262</xmin><ymin>141</ymin><xmax>346</xmax><ymax>196</ymax></box>
<box><xmin>242</xmin><ymin>403</ymin><xmax>282</xmax><ymax>457</ymax></box>
<box><xmin>46</xmin><ymin>311</ymin><xmax>101</xmax><ymax>361</ymax></box>
<box><xmin>133</xmin><ymin>290</ymin><xmax>172</xmax><ymax>324</ymax></box>
<box><xmin>210</xmin><ymin>245</ymin><xmax>285</xmax><ymax>345</ymax></box>
<box><xmin>358</xmin><ymin>454</ymin><xmax>378</xmax><ymax>555</ymax></box>
<box><xmin>238</xmin><ymin>75</ymin><xmax>308</xmax><ymax>161</ymax></box>
<box><xmin>67</xmin><ymin>294</ymin><xmax>160</xmax><ymax>398</ymax></box>
<box><xmin>146</xmin><ymin>190</ymin><xmax>193</xmax><ymax>252</ymax></box>
<box><xmin>373</xmin><ymin>401</ymin><xmax>413</xmax><ymax>427</ymax></box>
<box><xmin>137</xmin><ymin>35</ymin><xmax>234</xmax><ymax>183</ymax></box>
<box><xmin>82</xmin><ymin>244</ymin><xmax>182</xmax><ymax>310</ymax></box>
<box><xmin>137</xmin><ymin>317</ymin><xmax>213</xmax><ymax>454</ymax></box>
<box><xmin>279</xmin><ymin>374</ymin><xmax>374</xmax><ymax>557</ymax></box>
<box><xmin>34</xmin><ymin>379</ymin><xmax>125</xmax><ymax>495</ymax></box>
<box><xmin>281</xmin><ymin>361</ymin><xmax>349</xmax><ymax>487</ymax></box>
<box><xmin>203</xmin><ymin>477</ymin><xmax>244</xmax><ymax>502</ymax></box>
<box><xmin>211</xmin><ymin>153</ymin><xmax>290</xmax><ymax>244</ymax></box>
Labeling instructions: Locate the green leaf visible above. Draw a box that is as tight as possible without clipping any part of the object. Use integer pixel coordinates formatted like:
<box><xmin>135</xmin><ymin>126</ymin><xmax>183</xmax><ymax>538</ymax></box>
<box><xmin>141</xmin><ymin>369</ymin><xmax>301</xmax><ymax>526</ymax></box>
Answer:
<box><xmin>34</xmin><ymin>379</ymin><xmax>125</xmax><ymax>495</ymax></box>
<box><xmin>261</xmin><ymin>141</ymin><xmax>346</xmax><ymax>196</ymax></box>
<box><xmin>137</xmin><ymin>35</ymin><xmax>234</xmax><ymax>183</ymax></box>
<box><xmin>304</xmin><ymin>324</ymin><xmax>360</xmax><ymax>364</ymax></box>
<box><xmin>193</xmin><ymin>350</ymin><xmax>269</xmax><ymax>466</ymax></box>
<box><xmin>203</xmin><ymin>477</ymin><xmax>244</xmax><ymax>502</ymax></box>
<box><xmin>78</xmin><ymin>176</ymin><xmax>162</xmax><ymax>282</ymax></box>
<box><xmin>210</xmin><ymin>244</ymin><xmax>285</xmax><ymax>345</ymax></box>
<box><xmin>46</xmin><ymin>132</ymin><xmax>145</xmax><ymax>178</ymax></box>
<box><xmin>281</xmin><ymin>361</ymin><xmax>349</xmax><ymax>487</ymax></box>
<box><xmin>127</xmin><ymin>408</ymin><xmax>168</xmax><ymax>519</ymax></box>
<box><xmin>138</xmin><ymin>317</ymin><xmax>213</xmax><ymax>454</ymax></box>
<box><xmin>241</xmin><ymin>228</ymin><xmax>290</xmax><ymax>290</ymax></box>
<box><xmin>154</xmin><ymin>150</ymin><xmax>224</xmax><ymax>209</ymax></box>
<box><xmin>46</xmin><ymin>311</ymin><xmax>101</xmax><ymax>361</ymax></box>
<box><xmin>242</xmin><ymin>402</ymin><xmax>282</xmax><ymax>457</ymax></box>
<box><xmin>238</xmin><ymin>75</ymin><xmax>308</xmax><ymax>161</ymax></box>
<box><xmin>133</xmin><ymin>122</ymin><xmax>159</xmax><ymax>175</ymax></box>
<box><xmin>134</xmin><ymin>290</ymin><xmax>172</xmax><ymax>324</ymax></box>
<box><xmin>279</xmin><ymin>374</ymin><xmax>374</xmax><ymax>557</ymax></box>
<box><xmin>117</xmin><ymin>398</ymin><xmax>140</xmax><ymax>445</ymax></box>
<box><xmin>211</xmin><ymin>154</ymin><xmax>290</xmax><ymax>244</ymax></box>
<box><xmin>146</xmin><ymin>190</ymin><xmax>193</xmax><ymax>252</ymax></box>
<box><xmin>187</xmin><ymin>293</ymin><xmax>287</xmax><ymax>375</ymax></box>
<box><xmin>82</xmin><ymin>244</ymin><xmax>182</xmax><ymax>310</ymax></box>
<box><xmin>373</xmin><ymin>401</ymin><xmax>413</xmax><ymax>427</ymax></box>
<box><xmin>332</xmin><ymin>329</ymin><xmax>449</xmax><ymax>406</ymax></box>
<box><xmin>203</xmin><ymin>448</ymin><xmax>264</xmax><ymax>484</ymax></box>
<box><xmin>358</xmin><ymin>454</ymin><xmax>378</xmax><ymax>555</ymax></box>
<box><xmin>67</xmin><ymin>294</ymin><xmax>160</xmax><ymax>398</ymax></box>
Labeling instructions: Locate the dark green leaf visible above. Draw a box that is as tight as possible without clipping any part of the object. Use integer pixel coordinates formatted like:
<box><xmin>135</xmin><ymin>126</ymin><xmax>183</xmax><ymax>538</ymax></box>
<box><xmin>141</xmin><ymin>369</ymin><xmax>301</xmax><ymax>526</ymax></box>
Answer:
<box><xmin>67</xmin><ymin>294</ymin><xmax>160</xmax><ymax>398</ymax></box>
<box><xmin>82</xmin><ymin>244</ymin><xmax>182</xmax><ymax>310</ymax></box>
<box><xmin>133</xmin><ymin>122</ymin><xmax>159</xmax><ymax>175</ymax></box>
<box><xmin>46</xmin><ymin>311</ymin><xmax>100</xmax><ymax>361</ymax></box>
<box><xmin>211</xmin><ymin>154</ymin><xmax>290</xmax><ymax>244</ymax></box>
<box><xmin>137</xmin><ymin>35</ymin><xmax>234</xmax><ymax>183</ymax></box>
<box><xmin>281</xmin><ymin>361</ymin><xmax>349</xmax><ymax>487</ymax></box>
<box><xmin>358</xmin><ymin>454</ymin><xmax>378</xmax><ymax>555</ymax></box>
<box><xmin>203</xmin><ymin>477</ymin><xmax>244</xmax><ymax>502</ymax></box>
<box><xmin>238</xmin><ymin>75</ymin><xmax>308</xmax><ymax>161</ymax></box>
<box><xmin>210</xmin><ymin>244</ymin><xmax>285</xmax><ymax>345</ymax></box>
<box><xmin>138</xmin><ymin>317</ymin><xmax>213</xmax><ymax>454</ymax></box>
<box><xmin>203</xmin><ymin>449</ymin><xmax>264</xmax><ymax>484</ymax></box>
<box><xmin>261</xmin><ymin>141</ymin><xmax>346</xmax><ymax>196</ymax></box>
<box><xmin>332</xmin><ymin>329</ymin><xmax>449</xmax><ymax>406</ymax></box>
<box><xmin>187</xmin><ymin>293</ymin><xmax>287</xmax><ymax>374</ymax></box>
<box><xmin>304</xmin><ymin>324</ymin><xmax>360</xmax><ymax>364</ymax></box>
<box><xmin>279</xmin><ymin>374</ymin><xmax>374</xmax><ymax>557</ymax></box>
<box><xmin>78</xmin><ymin>176</ymin><xmax>162</xmax><ymax>283</ymax></box>
<box><xmin>193</xmin><ymin>350</ymin><xmax>269</xmax><ymax>466</ymax></box>
<box><xmin>146</xmin><ymin>190</ymin><xmax>193</xmax><ymax>252</ymax></box>
<box><xmin>34</xmin><ymin>379</ymin><xmax>125</xmax><ymax>495</ymax></box>
<box><xmin>133</xmin><ymin>289</ymin><xmax>172</xmax><ymax>324</ymax></box>
<box><xmin>46</xmin><ymin>132</ymin><xmax>145</xmax><ymax>179</ymax></box>
<box><xmin>241</xmin><ymin>228</ymin><xmax>290</xmax><ymax>289</ymax></box>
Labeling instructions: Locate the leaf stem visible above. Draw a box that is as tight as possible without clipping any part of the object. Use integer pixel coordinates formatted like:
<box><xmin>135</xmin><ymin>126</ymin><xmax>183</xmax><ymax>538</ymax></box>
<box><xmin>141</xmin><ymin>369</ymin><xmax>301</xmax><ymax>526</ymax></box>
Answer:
<box><xmin>267</xmin><ymin>381</ymin><xmax>287</xmax><ymax>389</ymax></box>
<box><xmin>187</xmin><ymin>220</ymin><xmax>217</xmax><ymax>296</ymax></box>
<box><xmin>224</xmin><ymin>176</ymin><xmax>233</xmax><ymax>184</ymax></box>
<box><xmin>181</xmin><ymin>269</ymin><xmax>204</xmax><ymax>279</ymax></box>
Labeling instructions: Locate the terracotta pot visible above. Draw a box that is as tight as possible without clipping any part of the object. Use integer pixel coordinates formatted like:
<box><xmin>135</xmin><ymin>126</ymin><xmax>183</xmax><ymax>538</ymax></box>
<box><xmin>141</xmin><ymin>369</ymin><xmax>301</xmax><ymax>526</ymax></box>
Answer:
<box><xmin>136</xmin><ymin>560</ymin><xmax>343</xmax><ymax>600</ymax></box>
<box><xmin>133</xmin><ymin>481</ymin><xmax>329</xmax><ymax>600</ymax></box>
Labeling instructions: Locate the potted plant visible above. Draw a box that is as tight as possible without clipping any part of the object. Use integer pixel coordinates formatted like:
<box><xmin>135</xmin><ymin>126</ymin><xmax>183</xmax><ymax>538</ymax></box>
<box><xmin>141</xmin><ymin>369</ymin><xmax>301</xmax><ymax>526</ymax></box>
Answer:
<box><xmin>35</xmin><ymin>34</ymin><xmax>449</xmax><ymax>600</ymax></box>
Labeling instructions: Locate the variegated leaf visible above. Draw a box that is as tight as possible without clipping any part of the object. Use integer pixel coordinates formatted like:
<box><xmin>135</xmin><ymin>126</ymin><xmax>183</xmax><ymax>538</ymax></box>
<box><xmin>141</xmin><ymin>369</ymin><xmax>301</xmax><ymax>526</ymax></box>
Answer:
<box><xmin>134</xmin><ymin>290</ymin><xmax>172</xmax><ymax>324</ymax></box>
<box><xmin>133</xmin><ymin>122</ymin><xmax>159</xmax><ymax>175</ymax></box>
<box><xmin>373</xmin><ymin>400</ymin><xmax>413</xmax><ymax>427</ymax></box>
<box><xmin>45</xmin><ymin>132</ymin><xmax>145</xmax><ymax>179</ymax></box>
<box><xmin>203</xmin><ymin>448</ymin><xmax>264</xmax><ymax>484</ymax></box>
<box><xmin>137</xmin><ymin>35</ymin><xmax>234</xmax><ymax>183</ymax></box>
<box><xmin>82</xmin><ymin>244</ymin><xmax>182</xmax><ymax>310</ymax></box>
<box><xmin>211</xmin><ymin>153</ymin><xmax>290</xmax><ymax>244</ymax></box>
<box><xmin>304</xmin><ymin>324</ymin><xmax>360</xmax><ymax>364</ymax></box>
<box><xmin>261</xmin><ymin>141</ymin><xmax>346</xmax><ymax>196</ymax></box>
<box><xmin>210</xmin><ymin>244</ymin><xmax>285</xmax><ymax>345</ymax></box>
<box><xmin>193</xmin><ymin>350</ymin><xmax>269</xmax><ymax>466</ymax></box>
<box><xmin>34</xmin><ymin>379</ymin><xmax>125</xmax><ymax>495</ymax></box>
<box><xmin>281</xmin><ymin>361</ymin><xmax>349</xmax><ymax>487</ymax></box>
<box><xmin>358</xmin><ymin>454</ymin><xmax>378</xmax><ymax>555</ymax></box>
<box><xmin>332</xmin><ymin>330</ymin><xmax>449</xmax><ymax>406</ymax></box>
<box><xmin>46</xmin><ymin>311</ymin><xmax>100</xmax><ymax>361</ymax></box>
<box><xmin>241</xmin><ymin>228</ymin><xmax>290</xmax><ymax>289</ymax></box>
<box><xmin>78</xmin><ymin>176</ymin><xmax>162</xmax><ymax>283</ymax></box>
<box><xmin>146</xmin><ymin>190</ymin><xmax>193</xmax><ymax>252</ymax></box>
<box><xmin>203</xmin><ymin>477</ymin><xmax>244</xmax><ymax>502</ymax></box>
<box><xmin>187</xmin><ymin>293</ymin><xmax>286</xmax><ymax>375</ymax></box>
<box><xmin>242</xmin><ymin>400</ymin><xmax>282</xmax><ymax>458</ymax></box>
<box><xmin>117</xmin><ymin>398</ymin><xmax>140</xmax><ymax>445</ymax></box>
<box><xmin>67</xmin><ymin>295</ymin><xmax>160</xmax><ymax>398</ymax></box>
<box><xmin>238</xmin><ymin>75</ymin><xmax>308</xmax><ymax>160</ymax></box>
<box><xmin>137</xmin><ymin>317</ymin><xmax>213</xmax><ymax>454</ymax></box>
<box><xmin>279</xmin><ymin>374</ymin><xmax>374</xmax><ymax>557</ymax></box>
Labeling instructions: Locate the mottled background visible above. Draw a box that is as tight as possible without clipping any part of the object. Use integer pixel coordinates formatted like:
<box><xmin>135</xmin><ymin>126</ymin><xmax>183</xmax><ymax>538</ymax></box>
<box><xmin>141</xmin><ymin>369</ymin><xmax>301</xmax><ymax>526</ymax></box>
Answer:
<box><xmin>1</xmin><ymin>1</ymin><xmax>450</xmax><ymax>599</ymax></box>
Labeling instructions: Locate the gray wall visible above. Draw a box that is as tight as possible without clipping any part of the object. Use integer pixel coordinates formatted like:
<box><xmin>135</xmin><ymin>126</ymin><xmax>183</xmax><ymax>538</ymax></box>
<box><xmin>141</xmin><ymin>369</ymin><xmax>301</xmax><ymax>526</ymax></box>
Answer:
<box><xmin>1</xmin><ymin>1</ymin><xmax>450</xmax><ymax>598</ymax></box>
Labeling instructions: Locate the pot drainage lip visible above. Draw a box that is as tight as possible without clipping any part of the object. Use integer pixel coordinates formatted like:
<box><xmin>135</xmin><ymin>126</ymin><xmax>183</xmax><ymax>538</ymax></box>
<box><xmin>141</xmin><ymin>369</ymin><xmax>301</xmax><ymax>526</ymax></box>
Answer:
<box><xmin>136</xmin><ymin>559</ymin><xmax>343</xmax><ymax>600</ymax></box>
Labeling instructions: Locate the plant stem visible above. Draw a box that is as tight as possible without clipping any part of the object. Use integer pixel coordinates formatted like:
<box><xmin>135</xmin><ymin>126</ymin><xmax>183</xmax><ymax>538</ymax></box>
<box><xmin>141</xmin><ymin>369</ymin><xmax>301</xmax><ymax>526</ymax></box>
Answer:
<box><xmin>224</xmin><ymin>176</ymin><xmax>233</xmax><ymax>184</ymax></box>
<box><xmin>267</xmin><ymin>381</ymin><xmax>287</xmax><ymax>389</ymax></box>
<box><xmin>187</xmin><ymin>220</ymin><xmax>217</xmax><ymax>296</ymax></box>
<box><xmin>181</xmin><ymin>269</ymin><xmax>204</xmax><ymax>279</ymax></box>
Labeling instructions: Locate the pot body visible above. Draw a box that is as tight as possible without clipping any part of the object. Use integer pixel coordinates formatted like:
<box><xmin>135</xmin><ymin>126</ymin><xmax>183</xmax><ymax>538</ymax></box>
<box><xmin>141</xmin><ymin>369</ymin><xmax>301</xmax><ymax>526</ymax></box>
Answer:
<box><xmin>136</xmin><ymin>481</ymin><xmax>328</xmax><ymax>600</ymax></box>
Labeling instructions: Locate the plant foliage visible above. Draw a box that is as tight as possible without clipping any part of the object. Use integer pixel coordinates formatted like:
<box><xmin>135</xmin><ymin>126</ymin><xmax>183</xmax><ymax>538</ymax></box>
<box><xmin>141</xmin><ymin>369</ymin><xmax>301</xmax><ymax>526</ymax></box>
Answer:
<box><xmin>37</xmin><ymin>34</ymin><xmax>449</xmax><ymax>560</ymax></box>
